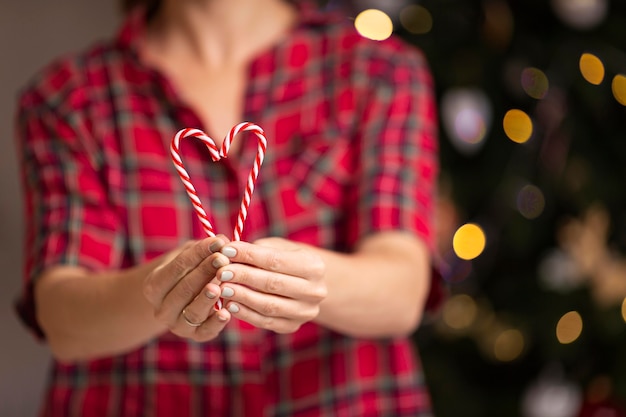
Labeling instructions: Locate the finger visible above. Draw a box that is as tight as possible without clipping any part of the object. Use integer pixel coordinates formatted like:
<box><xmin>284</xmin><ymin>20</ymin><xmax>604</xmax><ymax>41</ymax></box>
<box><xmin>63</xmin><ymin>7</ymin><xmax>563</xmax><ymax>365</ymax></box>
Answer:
<box><xmin>224</xmin><ymin>300</ymin><xmax>302</xmax><ymax>334</ymax></box>
<box><xmin>217</xmin><ymin>265</ymin><xmax>325</xmax><ymax>302</ymax></box>
<box><xmin>156</xmin><ymin>251</ymin><xmax>230</xmax><ymax>325</ymax></box>
<box><xmin>220</xmin><ymin>283</ymin><xmax>319</xmax><ymax>323</ymax></box>
<box><xmin>144</xmin><ymin>236</ymin><xmax>228</xmax><ymax>305</ymax></box>
<box><xmin>220</xmin><ymin>241</ymin><xmax>325</xmax><ymax>280</ymax></box>
<box><xmin>175</xmin><ymin>301</ymin><xmax>232</xmax><ymax>341</ymax></box>
<box><xmin>176</xmin><ymin>282</ymin><xmax>222</xmax><ymax>326</ymax></box>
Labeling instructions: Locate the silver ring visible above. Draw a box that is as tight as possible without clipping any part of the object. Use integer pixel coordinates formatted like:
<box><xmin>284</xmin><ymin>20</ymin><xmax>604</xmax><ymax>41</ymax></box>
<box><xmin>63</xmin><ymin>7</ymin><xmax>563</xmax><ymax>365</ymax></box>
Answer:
<box><xmin>181</xmin><ymin>308</ymin><xmax>204</xmax><ymax>327</ymax></box>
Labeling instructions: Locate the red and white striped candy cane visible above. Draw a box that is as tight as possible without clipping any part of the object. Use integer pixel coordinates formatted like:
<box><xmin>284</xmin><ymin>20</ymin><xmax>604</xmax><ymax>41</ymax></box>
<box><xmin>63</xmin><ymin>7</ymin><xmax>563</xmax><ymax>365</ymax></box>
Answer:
<box><xmin>170</xmin><ymin>122</ymin><xmax>267</xmax><ymax>241</ymax></box>
<box><xmin>171</xmin><ymin>128</ymin><xmax>220</xmax><ymax>237</ymax></box>
<box><xmin>222</xmin><ymin>122</ymin><xmax>267</xmax><ymax>241</ymax></box>
<box><xmin>171</xmin><ymin>123</ymin><xmax>267</xmax><ymax>310</ymax></box>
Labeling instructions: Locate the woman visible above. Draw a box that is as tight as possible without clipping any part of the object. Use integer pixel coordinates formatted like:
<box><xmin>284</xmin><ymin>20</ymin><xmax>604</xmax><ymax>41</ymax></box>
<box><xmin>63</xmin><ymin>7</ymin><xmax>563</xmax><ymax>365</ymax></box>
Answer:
<box><xmin>15</xmin><ymin>0</ymin><xmax>439</xmax><ymax>415</ymax></box>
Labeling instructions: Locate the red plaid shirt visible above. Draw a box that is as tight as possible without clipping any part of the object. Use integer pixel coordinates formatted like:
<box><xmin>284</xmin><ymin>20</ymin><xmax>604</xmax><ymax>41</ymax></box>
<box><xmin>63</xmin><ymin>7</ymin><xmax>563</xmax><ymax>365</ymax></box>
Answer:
<box><xmin>15</xmin><ymin>2</ymin><xmax>438</xmax><ymax>416</ymax></box>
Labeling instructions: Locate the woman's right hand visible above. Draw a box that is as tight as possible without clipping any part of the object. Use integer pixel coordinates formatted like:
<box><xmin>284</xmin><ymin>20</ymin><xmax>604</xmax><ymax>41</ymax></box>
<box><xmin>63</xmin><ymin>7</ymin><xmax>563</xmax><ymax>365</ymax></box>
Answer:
<box><xmin>143</xmin><ymin>235</ymin><xmax>232</xmax><ymax>342</ymax></box>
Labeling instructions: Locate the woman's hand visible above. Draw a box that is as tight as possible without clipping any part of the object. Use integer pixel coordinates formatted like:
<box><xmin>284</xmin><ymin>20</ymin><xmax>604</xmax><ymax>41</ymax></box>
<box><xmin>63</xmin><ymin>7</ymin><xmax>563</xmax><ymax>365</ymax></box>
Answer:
<box><xmin>215</xmin><ymin>237</ymin><xmax>327</xmax><ymax>333</ymax></box>
<box><xmin>143</xmin><ymin>236</ymin><xmax>233</xmax><ymax>341</ymax></box>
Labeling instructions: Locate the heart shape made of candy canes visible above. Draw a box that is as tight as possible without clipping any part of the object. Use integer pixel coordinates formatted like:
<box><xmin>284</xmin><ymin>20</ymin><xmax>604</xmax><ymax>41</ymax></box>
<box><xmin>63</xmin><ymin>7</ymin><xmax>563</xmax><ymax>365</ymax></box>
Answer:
<box><xmin>170</xmin><ymin>122</ymin><xmax>267</xmax><ymax>242</ymax></box>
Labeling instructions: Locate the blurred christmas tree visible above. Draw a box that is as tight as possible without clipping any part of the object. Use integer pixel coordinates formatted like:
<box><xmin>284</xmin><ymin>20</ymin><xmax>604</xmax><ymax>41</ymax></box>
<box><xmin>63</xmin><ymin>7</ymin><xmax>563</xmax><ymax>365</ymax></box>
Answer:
<box><xmin>341</xmin><ymin>0</ymin><xmax>626</xmax><ymax>415</ymax></box>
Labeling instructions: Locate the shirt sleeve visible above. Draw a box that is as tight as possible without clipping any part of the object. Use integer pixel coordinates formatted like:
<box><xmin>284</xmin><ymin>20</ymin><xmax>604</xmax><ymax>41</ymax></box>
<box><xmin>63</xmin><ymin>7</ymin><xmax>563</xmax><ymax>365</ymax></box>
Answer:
<box><xmin>14</xmin><ymin>75</ymin><xmax>125</xmax><ymax>340</ymax></box>
<box><xmin>348</xmin><ymin>44</ymin><xmax>438</xmax><ymax>250</ymax></box>
<box><xmin>346</xmin><ymin>43</ymin><xmax>443</xmax><ymax>311</ymax></box>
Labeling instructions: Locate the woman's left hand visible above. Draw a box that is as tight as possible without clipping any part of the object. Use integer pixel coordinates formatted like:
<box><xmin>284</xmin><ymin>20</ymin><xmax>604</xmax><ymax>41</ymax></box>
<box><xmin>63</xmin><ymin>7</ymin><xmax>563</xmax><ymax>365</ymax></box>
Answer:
<box><xmin>215</xmin><ymin>237</ymin><xmax>327</xmax><ymax>333</ymax></box>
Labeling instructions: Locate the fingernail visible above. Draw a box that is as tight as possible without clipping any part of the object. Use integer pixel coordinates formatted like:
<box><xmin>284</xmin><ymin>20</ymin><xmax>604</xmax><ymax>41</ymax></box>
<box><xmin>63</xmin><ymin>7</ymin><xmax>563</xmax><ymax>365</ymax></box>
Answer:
<box><xmin>221</xmin><ymin>246</ymin><xmax>237</xmax><ymax>258</ymax></box>
<box><xmin>220</xmin><ymin>270</ymin><xmax>234</xmax><ymax>281</ymax></box>
<box><xmin>205</xmin><ymin>291</ymin><xmax>217</xmax><ymax>299</ymax></box>
<box><xmin>209</xmin><ymin>239</ymin><xmax>224</xmax><ymax>253</ymax></box>
<box><xmin>228</xmin><ymin>303</ymin><xmax>240</xmax><ymax>313</ymax></box>
<box><xmin>222</xmin><ymin>287</ymin><xmax>234</xmax><ymax>297</ymax></box>
<box><xmin>217</xmin><ymin>313</ymin><xmax>228</xmax><ymax>321</ymax></box>
<box><xmin>212</xmin><ymin>257</ymin><xmax>227</xmax><ymax>268</ymax></box>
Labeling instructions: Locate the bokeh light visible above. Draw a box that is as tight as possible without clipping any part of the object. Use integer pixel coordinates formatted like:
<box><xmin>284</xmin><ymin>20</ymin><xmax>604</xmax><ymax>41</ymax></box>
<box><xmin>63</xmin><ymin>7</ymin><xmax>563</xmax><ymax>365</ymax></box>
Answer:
<box><xmin>494</xmin><ymin>329</ymin><xmax>525</xmax><ymax>362</ymax></box>
<box><xmin>556</xmin><ymin>311</ymin><xmax>583</xmax><ymax>344</ymax></box>
<box><xmin>538</xmin><ymin>249</ymin><xmax>585</xmax><ymax>292</ymax></box>
<box><xmin>522</xmin><ymin>370</ymin><xmax>583</xmax><ymax>417</ymax></box>
<box><xmin>354</xmin><ymin>9</ymin><xmax>394</xmax><ymax>41</ymax></box>
<box><xmin>442</xmin><ymin>294</ymin><xmax>478</xmax><ymax>330</ymax></box>
<box><xmin>579</xmin><ymin>53</ymin><xmax>605</xmax><ymax>85</ymax></box>
<box><xmin>586</xmin><ymin>375</ymin><xmax>613</xmax><ymax>404</ymax></box>
<box><xmin>399</xmin><ymin>4</ymin><xmax>433</xmax><ymax>35</ymax></box>
<box><xmin>521</xmin><ymin>67</ymin><xmax>550</xmax><ymax>99</ymax></box>
<box><xmin>517</xmin><ymin>184</ymin><xmax>546</xmax><ymax>219</ymax></box>
<box><xmin>481</xmin><ymin>0</ymin><xmax>514</xmax><ymax>50</ymax></box>
<box><xmin>441</xmin><ymin>88</ymin><xmax>492</xmax><ymax>155</ymax></box>
<box><xmin>612</xmin><ymin>74</ymin><xmax>626</xmax><ymax>106</ymax></box>
<box><xmin>621</xmin><ymin>298</ymin><xmax>626</xmax><ymax>322</ymax></box>
<box><xmin>551</xmin><ymin>0</ymin><xmax>608</xmax><ymax>30</ymax></box>
<box><xmin>453</xmin><ymin>223</ymin><xmax>486</xmax><ymax>260</ymax></box>
<box><xmin>503</xmin><ymin>109</ymin><xmax>533</xmax><ymax>143</ymax></box>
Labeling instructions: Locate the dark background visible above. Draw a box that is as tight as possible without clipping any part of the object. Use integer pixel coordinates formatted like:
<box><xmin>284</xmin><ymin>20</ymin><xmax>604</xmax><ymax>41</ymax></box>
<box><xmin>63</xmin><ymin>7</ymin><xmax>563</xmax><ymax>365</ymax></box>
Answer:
<box><xmin>398</xmin><ymin>1</ymin><xmax>626</xmax><ymax>416</ymax></box>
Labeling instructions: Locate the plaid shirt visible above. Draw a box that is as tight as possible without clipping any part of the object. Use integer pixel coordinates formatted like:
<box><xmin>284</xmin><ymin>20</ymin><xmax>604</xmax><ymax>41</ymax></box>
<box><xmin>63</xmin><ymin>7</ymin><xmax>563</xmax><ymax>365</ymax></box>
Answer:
<box><xmin>15</xmin><ymin>3</ymin><xmax>438</xmax><ymax>416</ymax></box>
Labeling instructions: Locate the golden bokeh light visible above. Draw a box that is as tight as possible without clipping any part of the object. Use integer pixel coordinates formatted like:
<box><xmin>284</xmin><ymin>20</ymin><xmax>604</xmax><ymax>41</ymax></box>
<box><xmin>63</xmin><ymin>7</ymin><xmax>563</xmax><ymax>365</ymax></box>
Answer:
<box><xmin>521</xmin><ymin>67</ymin><xmax>549</xmax><ymax>99</ymax></box>
<box><xmin>494</xmin><ymin>329</ymin><xmax>525</xmax><ymax>362</ymax></box>
<box><xmin>556</xmin><ymin>311</ymin><xmax>583</xmax><ymax>344</ymax></box>
<box><xmin>503</xmin><ymin>109</ymin><xmax>533</xmax><ymax>143</ymax></box>
<box><xmin>453</xmin><ymin>223</ymin><xmax>486</xmax><ymax>260</ymax></box>
<box><xmin>399</xmin><ymin>5</ymin><xmax>433</xmax><ymax>35</ymax></box>
<box><xmin>442</xmin><ymin>294</ymin><xmax>478</xmax><ymax>330</ymax></box>
<box><xmin>354</xmin><ymin>9</ymin><xmax>394</xmax><ymax>41</ymax></box>
<box><xmin>579</xmin><ymin>53</ymin><xmax>605</xmax><ymax>85</ymax></box>
<box><xmin>621</xmin><ymin>297</ymin><xmax>626</xmax><ymax>322</ymax></box>
<box><xmin>612</xmin><ymin>74</ymin><xmax>626</xmax><ymax>106</ymax></box>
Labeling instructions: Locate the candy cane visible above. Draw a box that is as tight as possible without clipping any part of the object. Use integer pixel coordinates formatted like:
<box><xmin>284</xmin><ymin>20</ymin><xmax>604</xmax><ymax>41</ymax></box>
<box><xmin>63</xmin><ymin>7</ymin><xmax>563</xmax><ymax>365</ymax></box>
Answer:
<box><xmin>222</xmin><ymin>122</ymin><xmax>267</xmax><ymax>241</ymax></box>
<box><xmin>170</xmin><ymin>122</ymin><xmax>267</xmax><ymax>241</ymax></box>
<box><xmin>171</xmin><ymin>128</ymin><xmax>220</xmax><ymax>237</ymax></box>
<box><xmin>170</xmin><ymin>123</ymin><xmax>267</xmax><ymax>311</ymax></box>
